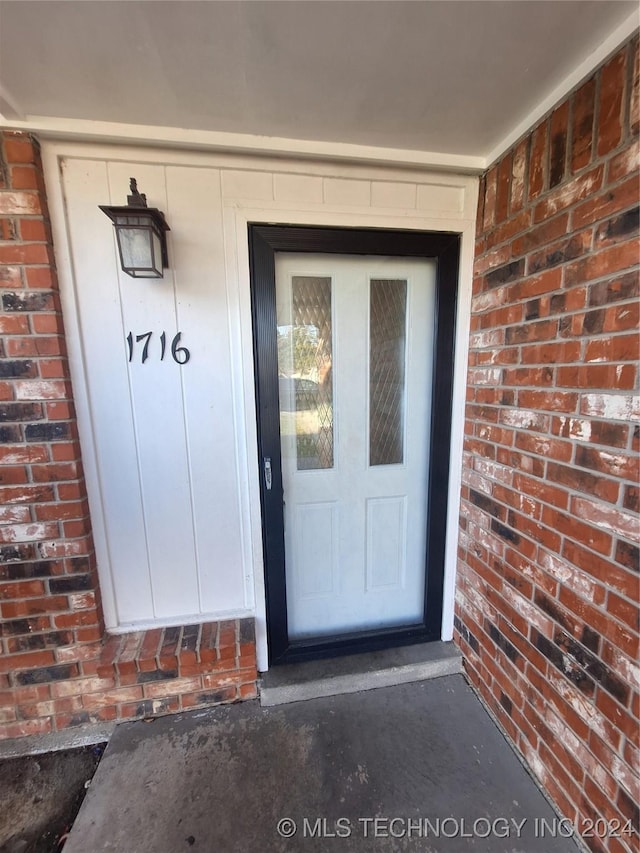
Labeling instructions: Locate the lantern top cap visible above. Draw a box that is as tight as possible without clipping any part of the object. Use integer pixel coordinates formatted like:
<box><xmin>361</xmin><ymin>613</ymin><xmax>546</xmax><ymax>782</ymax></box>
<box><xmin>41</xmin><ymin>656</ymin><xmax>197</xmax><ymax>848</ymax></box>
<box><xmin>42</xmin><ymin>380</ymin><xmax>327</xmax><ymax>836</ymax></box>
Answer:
<box><xmin>99</xmin><ymin>177</ymin><xmax>170</xmax><ymax>232</ymax></box>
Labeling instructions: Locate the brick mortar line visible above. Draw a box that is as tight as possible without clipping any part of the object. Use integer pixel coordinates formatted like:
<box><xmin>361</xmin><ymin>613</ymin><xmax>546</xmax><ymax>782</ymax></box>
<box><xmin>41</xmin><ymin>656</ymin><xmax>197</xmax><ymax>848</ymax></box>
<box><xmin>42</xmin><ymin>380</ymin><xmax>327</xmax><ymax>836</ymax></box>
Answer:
<box><xmin>464</xmin><ymin>396</ymin><xmax>639</xmax><ymax>417</ymax></box>
<box><xmin>468</xmin><ymin>384</ymin><xmax>638</xmax><ymax>400</ymax></box>
<box><xmin>463</xmin><ymin>438</ymin><xmax>638</xmax><ymax>476</ymax></box>
<box><xmin>463</xmin><ymin>461</ymin><xmax>638</xmax><ymax>514</ymax></box>
<box><xmin>463</xmin><ymin>409</ymin><xmax>638</xmax><ymax>445</ymax></box>
<box><xmin>469</xmin><ymin>300</ymin><xmax>640</xmax><ymax>327</ymax></box>
<box><xmin>469</xmin><ymin>324</ymin><xmax>640</xmax><ymax>345</ymax></box>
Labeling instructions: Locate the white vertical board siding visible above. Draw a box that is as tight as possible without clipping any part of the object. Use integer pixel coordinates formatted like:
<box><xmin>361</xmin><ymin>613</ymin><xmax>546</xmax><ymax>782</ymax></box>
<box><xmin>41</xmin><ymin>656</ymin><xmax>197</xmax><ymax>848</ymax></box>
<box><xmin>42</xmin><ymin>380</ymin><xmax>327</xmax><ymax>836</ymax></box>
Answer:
<box><xmin>50</xmin><ymin>142</ymin><xmax>478</xmax><ymax>654</ymax></box>
<box><xmin>62</xmin><ymin>159</ymin><xmax>154</xmax><ymax>624</ymax></box>
<box><xmin>61</xmin><ymin>157</ymin><xmax>248</xmax><ymax>627</ymax></box>
<box><xmin>165</xmin><ymin>166</ymin><xmax>247</xmax><ymax>613</ymax></box>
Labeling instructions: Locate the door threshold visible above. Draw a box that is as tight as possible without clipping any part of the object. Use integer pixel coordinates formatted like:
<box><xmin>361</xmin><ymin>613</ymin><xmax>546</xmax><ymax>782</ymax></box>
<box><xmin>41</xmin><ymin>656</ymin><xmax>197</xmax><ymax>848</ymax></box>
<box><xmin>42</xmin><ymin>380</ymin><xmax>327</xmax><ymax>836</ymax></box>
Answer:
<box><xmin>259</xmin><ymin>640</ymin><xmax>462</xmax><ymax>707</ymax></box>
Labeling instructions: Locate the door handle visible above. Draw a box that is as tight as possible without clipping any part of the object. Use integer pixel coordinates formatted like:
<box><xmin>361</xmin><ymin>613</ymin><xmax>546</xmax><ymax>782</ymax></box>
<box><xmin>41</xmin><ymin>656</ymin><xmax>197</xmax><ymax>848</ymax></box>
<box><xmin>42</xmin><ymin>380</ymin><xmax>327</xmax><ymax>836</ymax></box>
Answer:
<box><xmin>264</xmin><ymin>457</ymin><xmax>272</xmax><ymax>491</ymax></box>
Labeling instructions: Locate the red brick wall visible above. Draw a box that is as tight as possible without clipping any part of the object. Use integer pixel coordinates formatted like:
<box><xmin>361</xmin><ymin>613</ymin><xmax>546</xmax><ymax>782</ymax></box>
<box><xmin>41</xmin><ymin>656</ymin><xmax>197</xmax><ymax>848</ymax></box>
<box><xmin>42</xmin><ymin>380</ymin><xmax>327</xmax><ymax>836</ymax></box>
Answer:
<box><xmin>0</xmin><ymin>131</ymin><xmax>106</xmax><ymax>736</ymax></box>
<box><xmin>0</xmin><ymin>132</ymin><xmax>256</xmax><ymax>738</ymax></box>
<box><xmin>456</xmin><ymin>37</ymin><xmax>639</xmax><ymax>852</ymax></box>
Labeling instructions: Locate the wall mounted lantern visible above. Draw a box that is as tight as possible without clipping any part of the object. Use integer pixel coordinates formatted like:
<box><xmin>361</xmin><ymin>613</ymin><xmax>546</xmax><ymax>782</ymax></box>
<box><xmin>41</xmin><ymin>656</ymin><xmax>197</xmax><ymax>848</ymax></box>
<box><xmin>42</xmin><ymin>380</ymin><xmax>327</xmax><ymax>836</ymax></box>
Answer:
<box><xmin>99</xmin><ymin>178</ymin><xmax>170</xmax><ymax>278</ymax></box>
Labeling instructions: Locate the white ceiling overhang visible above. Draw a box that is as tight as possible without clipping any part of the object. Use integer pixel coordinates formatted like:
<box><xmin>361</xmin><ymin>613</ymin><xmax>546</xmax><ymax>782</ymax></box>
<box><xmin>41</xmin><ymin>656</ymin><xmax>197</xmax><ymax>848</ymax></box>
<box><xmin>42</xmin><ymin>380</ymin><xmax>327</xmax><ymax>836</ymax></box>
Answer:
<box><xmin>0</xmin><ymin>1</ymin><xmax>638</xmax><ymax>172</ymax></box>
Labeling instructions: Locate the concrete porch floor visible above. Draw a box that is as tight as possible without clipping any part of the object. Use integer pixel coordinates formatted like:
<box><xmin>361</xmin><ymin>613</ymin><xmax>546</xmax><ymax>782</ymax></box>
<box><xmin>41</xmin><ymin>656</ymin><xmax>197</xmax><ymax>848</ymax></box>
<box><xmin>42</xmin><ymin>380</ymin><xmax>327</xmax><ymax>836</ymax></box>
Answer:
<box><xmin>60</xmin><ymin>674</ymin><xmax>583</xmax><ymax>853</ymax></box>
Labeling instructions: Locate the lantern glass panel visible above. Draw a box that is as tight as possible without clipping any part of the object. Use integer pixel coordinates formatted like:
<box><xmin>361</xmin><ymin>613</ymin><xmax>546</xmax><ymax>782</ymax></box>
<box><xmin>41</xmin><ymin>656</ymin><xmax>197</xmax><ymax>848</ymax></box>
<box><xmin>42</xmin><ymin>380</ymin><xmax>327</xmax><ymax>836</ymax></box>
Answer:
<box><xmin>118</xmin><ymin>226</ymin><xmax>154</xmax><ymax>273</ymax></box>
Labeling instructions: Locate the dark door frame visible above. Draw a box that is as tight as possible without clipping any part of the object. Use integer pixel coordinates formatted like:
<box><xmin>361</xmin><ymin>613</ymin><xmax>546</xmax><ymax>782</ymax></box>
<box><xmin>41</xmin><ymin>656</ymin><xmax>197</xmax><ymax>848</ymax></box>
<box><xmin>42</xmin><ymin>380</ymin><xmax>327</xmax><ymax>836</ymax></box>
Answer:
<box><xmin>248</xmin><ymin>224</ymin><xmax>460</xmax><ymax>666</ymax></box>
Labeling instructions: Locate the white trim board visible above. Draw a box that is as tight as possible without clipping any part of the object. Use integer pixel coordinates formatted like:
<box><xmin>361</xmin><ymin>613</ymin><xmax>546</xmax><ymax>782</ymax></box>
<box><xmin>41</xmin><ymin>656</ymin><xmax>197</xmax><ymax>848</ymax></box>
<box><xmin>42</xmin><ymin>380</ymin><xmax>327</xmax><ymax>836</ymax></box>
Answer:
<box><xmin>1</xmin><ymin>116</ymin><xmax>484</xmax><ymax>174</ymax></box>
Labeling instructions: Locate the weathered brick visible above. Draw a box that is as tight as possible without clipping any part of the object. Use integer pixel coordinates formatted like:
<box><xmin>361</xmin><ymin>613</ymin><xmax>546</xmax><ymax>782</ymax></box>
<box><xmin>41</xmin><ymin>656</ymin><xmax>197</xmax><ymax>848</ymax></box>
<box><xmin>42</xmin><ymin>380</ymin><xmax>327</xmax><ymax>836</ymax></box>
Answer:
<box><xmin>15</xmin><ymin>663</ymin><xmax>78</xmax><ymax>685</ymax></box>
<box><xmin>614</xmin><ymin>540</ymin><xmax>638</xmax><ymax>573</ymax></box>
<box><xmin>0</xmin><ymin>402</ymin><xmax>43</xmax><ymax>422</ymax></box>
<box><xmin>528</xmin><ymin>122</ymin><xmax>548</xmax><ymax>199</ymax></box>
<box><xmin>4</xmin><ymin>137</ymin><xmax>37</xmax><ymax>164</ymax></box>
<box><xmin>0</xmin><ymin>244</ymin><xmax>49</xmax><ymax>265</ymax></box>
<box><xmin>485</xmin><ymin>259</ymin><xmax>525</xmax><ymax>289</ymax></box>
<box><xmin>10</xmin><ymin>166</ymin><xmax>38</xmax><ymax>191</ymax></box>
<box><xmin>598</xmin><ymin>50</ymin><xmax>626</xmax><ymax>157</ymax></box>
<box><xmin>25</xmin><ymin>424</ymin><xmax>71</xmax><ymax>446</ymax></box>
<box><xmin>575</xmin><ymin>445</ymin><xmax>637</xmax><ymax>481</ymax></box>
<box><xmin>510</xmin><ymin>139</ymin><xmax>528</xmax><ymax>212</ymax></box>
<box><xmin>48</xmin><ymin>575</ymin><xmax>93</xmax><ymax>594</ymax></box>
<box><xmin>533</xmin><ymin>165</ymin><xmax>604</xmax><ymax>223</ymax></box>
<box><xmin>572</xmin><ymin>77</ymin><xmax>596</xmax><ymax>172</ymax></box>
<box><xmin>483</xmin><ymin>166</ymin><xmax>498</xmax><ymax>231</ymax></box>
<box><xmin>573</xmin><ymin>176</ymin><xmax>640</xmax><ymax>230</ymax></box>
<box><xmin>0</xmin><ymin>191</ymin><xmax>41</xmax><ymax>215</ymax></box>
<box><xmin>142</xmin><ymin>676</ymin><xmax>202</xmax><ymax>700</ymax></box>
<box><xmin>589</xmin><ymin>273</ymin><xmax>640</xmax><ymax>306</ymax></box>
<box><xmin>565</xmin><ymin>239</ymin><xmax>639</xmax><ymax>287</ymax></box>
<box><xmin>18</xmin><ymin>218</ymin><xmax>47</xmax><ymax>242</ymax></box>
<box><xmin>495</xmin><ymin>154</ymin><xmax>511</xmax><ymax>224</ymax></box>
<box><xmin>549</xmin><ymin>102</ymin><xmax>569</xmax><ymax>188</ymax></box>
<box><xmin>594</xmin><ymin>205</ymin><xmax>640</xmax><ymax>250</ymax></box>
<box><xmin>485</xmin><ymin>209</ymin><xmax>530</xmax><ymax>251</ymax></box>
<box><xmin>527</xmin><ymin>231</ymin><xmax>591</xmax><ymax>275</ymax></box>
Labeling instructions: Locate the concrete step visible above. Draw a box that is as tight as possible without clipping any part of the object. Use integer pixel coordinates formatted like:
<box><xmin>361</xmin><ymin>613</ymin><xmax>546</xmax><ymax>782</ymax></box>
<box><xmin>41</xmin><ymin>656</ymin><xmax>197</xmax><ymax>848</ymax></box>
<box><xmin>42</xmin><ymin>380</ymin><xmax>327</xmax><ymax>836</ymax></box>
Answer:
<box><xmin>259</xmin><ymin>640</ymin><xmax>462</xmax><ymax>706</ymax></box>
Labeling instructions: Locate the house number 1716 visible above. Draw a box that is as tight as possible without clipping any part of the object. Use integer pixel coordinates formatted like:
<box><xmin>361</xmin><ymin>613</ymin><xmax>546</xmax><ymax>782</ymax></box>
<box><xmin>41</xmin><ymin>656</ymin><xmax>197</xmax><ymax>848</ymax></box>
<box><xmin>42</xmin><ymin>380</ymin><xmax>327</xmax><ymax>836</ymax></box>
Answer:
<box><xmin>125</xmin><ymin>331</ymin><xmax>191</xmax><ymax>364</ymax></box>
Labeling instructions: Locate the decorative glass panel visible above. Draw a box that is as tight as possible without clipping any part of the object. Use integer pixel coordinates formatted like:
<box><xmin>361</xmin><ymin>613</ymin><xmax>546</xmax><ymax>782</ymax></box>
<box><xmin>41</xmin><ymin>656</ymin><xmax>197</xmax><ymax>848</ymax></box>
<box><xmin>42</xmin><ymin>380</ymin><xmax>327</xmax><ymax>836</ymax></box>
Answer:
<box><xmin>278</xmin><ymin>276</ymin><xmax>334</xmax><ymax>470</ymax></box>
<box><xmin>119</xmin><ymin>227</ymin><xmax>153</xmax><ymax>269</ymax></box>
<box><xmin>369</xmin><ymin>279</ymin><xmax>407</xmax><ymax>466</ymax></box>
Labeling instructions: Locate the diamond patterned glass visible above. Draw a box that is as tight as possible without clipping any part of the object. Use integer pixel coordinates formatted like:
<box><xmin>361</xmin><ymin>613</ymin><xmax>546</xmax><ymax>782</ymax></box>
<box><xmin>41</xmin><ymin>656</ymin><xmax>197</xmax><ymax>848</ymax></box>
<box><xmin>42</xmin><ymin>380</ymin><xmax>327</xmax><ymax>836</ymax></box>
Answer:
<box><xmin>369</xmin><ymin>279</ymin><xmax>407</xmax><ymax>466</ymax></box>
<box><xmin>278</xmin><ymin>276</ymin><xmax>334</xmax><ymax>470</ymax></box>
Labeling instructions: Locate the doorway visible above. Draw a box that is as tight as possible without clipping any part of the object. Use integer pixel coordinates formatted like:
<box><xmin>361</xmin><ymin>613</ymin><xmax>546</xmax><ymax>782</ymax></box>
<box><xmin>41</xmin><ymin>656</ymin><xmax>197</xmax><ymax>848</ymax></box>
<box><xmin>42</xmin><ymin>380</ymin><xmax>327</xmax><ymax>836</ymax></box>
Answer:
<box><xmin>249</xmin><ymin>225</ymin><xmax>459</xmax><ymax>665</ymax></box>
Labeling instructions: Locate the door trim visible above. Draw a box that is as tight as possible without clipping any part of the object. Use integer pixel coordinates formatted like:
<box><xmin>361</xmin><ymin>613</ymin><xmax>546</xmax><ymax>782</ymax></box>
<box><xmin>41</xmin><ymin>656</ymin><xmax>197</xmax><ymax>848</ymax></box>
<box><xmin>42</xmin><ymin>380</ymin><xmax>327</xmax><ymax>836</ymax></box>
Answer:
<box><xmin>249</xmin><ymin>224</ymin><xmax>460</xmax><ymax>665</ymax></box>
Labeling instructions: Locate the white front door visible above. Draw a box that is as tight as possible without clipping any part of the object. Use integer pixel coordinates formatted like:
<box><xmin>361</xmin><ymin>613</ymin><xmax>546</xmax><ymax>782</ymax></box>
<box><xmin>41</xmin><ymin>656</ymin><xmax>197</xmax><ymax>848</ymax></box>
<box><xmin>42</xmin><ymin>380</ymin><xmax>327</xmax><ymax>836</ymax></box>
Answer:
<box><xmin>276</xmin><ymin>254</ymin><xmax>436</xmax><ymax>640</ymax></box>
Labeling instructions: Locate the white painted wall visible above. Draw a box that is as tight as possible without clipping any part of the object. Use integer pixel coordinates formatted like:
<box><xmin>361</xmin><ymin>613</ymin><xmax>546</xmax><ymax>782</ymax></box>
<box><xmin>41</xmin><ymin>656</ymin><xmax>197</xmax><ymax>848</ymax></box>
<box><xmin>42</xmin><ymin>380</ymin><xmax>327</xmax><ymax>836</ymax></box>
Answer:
<box><xmin>43</xmin><ymin>142</ymin><xmax>478</xmax><ymax>669</ymax></box>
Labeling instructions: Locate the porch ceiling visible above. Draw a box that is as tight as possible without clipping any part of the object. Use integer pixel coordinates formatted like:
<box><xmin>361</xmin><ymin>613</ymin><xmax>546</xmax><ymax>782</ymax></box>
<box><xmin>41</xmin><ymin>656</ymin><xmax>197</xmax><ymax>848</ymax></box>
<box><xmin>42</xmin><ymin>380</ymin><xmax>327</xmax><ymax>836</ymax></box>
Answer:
<box><xmin>0</xmin><ymin>1</ymin><xmax>637</xmax><ymax>169</ymax></box>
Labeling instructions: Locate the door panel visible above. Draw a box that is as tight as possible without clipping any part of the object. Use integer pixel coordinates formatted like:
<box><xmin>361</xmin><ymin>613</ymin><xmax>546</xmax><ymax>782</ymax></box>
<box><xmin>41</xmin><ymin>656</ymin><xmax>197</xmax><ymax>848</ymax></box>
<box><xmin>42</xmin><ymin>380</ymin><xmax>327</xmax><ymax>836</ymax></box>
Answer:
<box><xmin>366</xmin><ymin>496</ymin><xmax>406</xmax><ymax>591</ymax></box>
<box><xmin>294</xmin><ymin>501</ymin><xmax>338</xmax><ymax>599</ymax></box>
<box><xmin>276</xmin><ymin>255</ymin><xmax>435</xmax><ymax>640</ymax></box>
